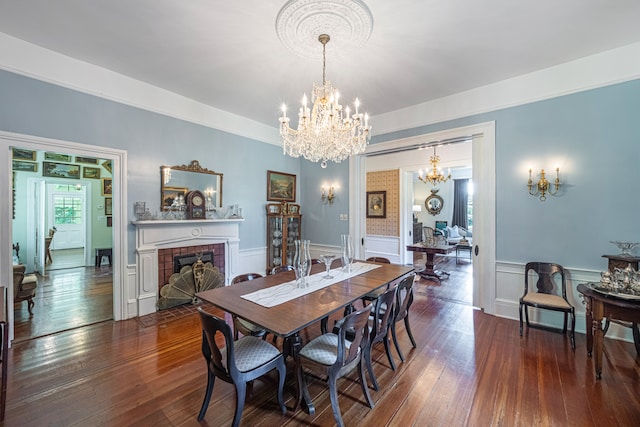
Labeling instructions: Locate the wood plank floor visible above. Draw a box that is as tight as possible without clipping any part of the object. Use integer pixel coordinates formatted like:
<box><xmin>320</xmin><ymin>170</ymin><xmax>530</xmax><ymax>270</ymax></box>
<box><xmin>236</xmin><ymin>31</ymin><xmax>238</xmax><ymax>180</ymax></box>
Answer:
<box><xmin>13</xmin><ymin>264</ymin><xmax>113</xmax><ymax>342</ymax></box>
<box><xmin>4</xmin><ymin>256</ymin><xmax>640</xmax><ymax>426</ymax></box>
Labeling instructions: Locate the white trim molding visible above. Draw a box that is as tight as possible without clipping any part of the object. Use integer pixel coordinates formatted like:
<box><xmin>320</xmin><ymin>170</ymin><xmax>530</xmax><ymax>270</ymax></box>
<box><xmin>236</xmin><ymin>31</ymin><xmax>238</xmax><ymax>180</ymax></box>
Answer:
<box><xmin>495</xmin><ymin>261</ymin><xmax>634</xmax><ymax>343</ymax></box>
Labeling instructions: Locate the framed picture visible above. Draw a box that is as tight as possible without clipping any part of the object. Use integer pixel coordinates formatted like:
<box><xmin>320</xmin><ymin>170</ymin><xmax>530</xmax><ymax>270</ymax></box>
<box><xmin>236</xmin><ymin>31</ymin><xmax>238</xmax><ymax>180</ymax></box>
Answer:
<box><xmin>102</xmin><ymin>178</ymin><xmax>113</xmax><ymax>195</ymax></box>
<box><xmin>267</xmin><ymin>170</ymin><xmax>296</xmax><ymax>202</ymax></box>
<box><xmin>366</xmin><ymin>191</ymin><xmax>386</xmax><ymax>218</ymax></box>
<box><xmin>43</xmin><ymin>161</ymin><xmax>80</xmax><ymax>179</ymax></box>
<box><xmin>12</xmin><ymin>148</ymin><xmax>36</xmax><ymax>161</ymax></box>
<box><xmin>105</xmin><ymin>197</ymin><xmax>112</xmax><ymax>215</ymax></box>
<box><xmin>161</xmin><ymin>186</ymin><xmax>188</xmax><ymax>209</ymax></box>
<box><xmin>106</xmin><ymin>216</ymin><xmax>112</xmax><ymax>227</ymax></box>
<box><xmin>75</xmin><ymin>156</ymin><xmax>99</xmax><ymax>164</ymax></box>
<box><xmin>12</xmin><ymin>160</ymin><xmax>38</xmax><ymax>172</ymax></box>
<box><xmin>102</xmin><ymin>160</ymin><xmax>112</xmax><ymax>174</ymax></box>
<box><xmin>82</xmin><ymin>166</ymin><xmax>101</xmax><ymax>179</ymax></box>
<box><xmin>44</xmin><ymin>152</ymin><xmax>72</xmax><ymax>162</ymax></box>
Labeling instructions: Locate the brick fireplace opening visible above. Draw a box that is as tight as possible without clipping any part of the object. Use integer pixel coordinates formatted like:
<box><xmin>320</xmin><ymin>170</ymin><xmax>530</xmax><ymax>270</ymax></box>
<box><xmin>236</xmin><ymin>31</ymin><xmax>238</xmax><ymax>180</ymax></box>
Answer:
<box><xmin>157</xmin><ymin>243</ymin><xmax>225</xmax><ymax>292</ymax></box>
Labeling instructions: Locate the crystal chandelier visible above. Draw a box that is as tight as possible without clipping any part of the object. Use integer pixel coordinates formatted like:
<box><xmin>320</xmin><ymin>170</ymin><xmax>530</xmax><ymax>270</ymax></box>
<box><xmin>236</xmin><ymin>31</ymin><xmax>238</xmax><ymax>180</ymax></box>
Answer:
<box><xmin>418</xmin><ymin>146</ymin><xmax>451</xmax><ymax>186</ymax></box>
<box><xmin>279</xmin><ymin>34</ymin><xmax>371</xmax><ymax>168</ymax></box>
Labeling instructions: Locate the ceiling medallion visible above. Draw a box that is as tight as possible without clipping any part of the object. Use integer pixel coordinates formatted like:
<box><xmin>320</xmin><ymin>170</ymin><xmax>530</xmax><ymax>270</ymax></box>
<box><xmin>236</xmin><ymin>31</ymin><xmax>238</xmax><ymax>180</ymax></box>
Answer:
<box><xmin>275</xmin><ymin>0</ymin><xmax>374</xmax><ymax>61</ymax></box>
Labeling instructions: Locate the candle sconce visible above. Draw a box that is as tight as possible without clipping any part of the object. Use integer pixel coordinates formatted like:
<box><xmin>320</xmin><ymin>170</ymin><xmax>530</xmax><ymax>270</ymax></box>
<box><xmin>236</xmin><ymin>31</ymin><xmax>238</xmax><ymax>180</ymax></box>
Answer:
<box><xmin>528</xmin><ymin>167</ymin><xmax>560</xmax><ymax>201</ymax></box>
<box><xmin>321</xmin><ymin>186</ymin><xmax>335</xmax><ymax>205</ymax></box>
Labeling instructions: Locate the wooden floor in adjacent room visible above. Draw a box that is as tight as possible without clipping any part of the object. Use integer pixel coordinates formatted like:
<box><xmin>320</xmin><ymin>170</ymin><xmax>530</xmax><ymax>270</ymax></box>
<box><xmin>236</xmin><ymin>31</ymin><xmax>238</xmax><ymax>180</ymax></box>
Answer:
<box><xmin>3</xmin><ymin>256</ymin><xmax>640</xmax><ymax>426</ymax></box>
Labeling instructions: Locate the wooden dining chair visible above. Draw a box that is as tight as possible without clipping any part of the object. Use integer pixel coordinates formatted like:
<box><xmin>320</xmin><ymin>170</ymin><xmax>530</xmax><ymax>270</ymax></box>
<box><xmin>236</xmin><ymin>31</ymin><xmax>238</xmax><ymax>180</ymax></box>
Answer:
<box><xmin>364</xmin><ymin>286</ymin><xmax>398</xmax><ymax>391</ymax></box>
<box><xmin>196</xmin><ymin>307</ymin><xmax>286</xmax><ymax>426</ymax></box>
<box><xmin>270</xmin><ymin>265</ymin><xmax>294</xmax><ymax>275</ymax></box>
<box><xmin>390</xmin><ymin>274</ymin><xmax>417</xmax><ymax>361</ymax></box>
<box><xmin>230</xmin><ymin>273</ymin><xmax>267</xmax><ymax>340</ymax></box>
<box><xmin>296</xmin><ymin>306</ymin><xmax>374</xmax><ymax>427</ymax></box>
<box><xmin>366</xmin><ymin>257</ymin><xmax>391</xmax><ymax>264</ymax></box>
<box><xmin>333</xmin><ymin>286</ymin><xmax>398</xmax><ymax>391</ymax></box>
<box><xmin>519</xmin><ymin>262</ymin><xmax>575</xmax><ymax>349</ymax></box>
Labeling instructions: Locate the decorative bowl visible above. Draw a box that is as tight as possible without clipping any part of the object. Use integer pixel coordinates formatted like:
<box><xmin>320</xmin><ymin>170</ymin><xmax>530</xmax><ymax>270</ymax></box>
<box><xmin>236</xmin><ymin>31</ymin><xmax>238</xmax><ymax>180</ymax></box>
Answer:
<box><xmin>609</xmin><ymin>241</ymin><xmax>639</xmax><ymax>256</ymax></box>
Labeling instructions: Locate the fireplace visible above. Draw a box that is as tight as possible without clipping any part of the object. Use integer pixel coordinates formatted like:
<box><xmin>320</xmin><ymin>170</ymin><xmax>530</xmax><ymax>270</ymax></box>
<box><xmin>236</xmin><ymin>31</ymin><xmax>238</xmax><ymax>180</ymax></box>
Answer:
<box><xmin>158</xmin><ymin>245</ymin><xmax>224</xmax><ymax>292</ymax></box>
<box><xmin>132</xmin><ymin>219</ymin><xmax>242</xmax><ymax>316</ymax></box>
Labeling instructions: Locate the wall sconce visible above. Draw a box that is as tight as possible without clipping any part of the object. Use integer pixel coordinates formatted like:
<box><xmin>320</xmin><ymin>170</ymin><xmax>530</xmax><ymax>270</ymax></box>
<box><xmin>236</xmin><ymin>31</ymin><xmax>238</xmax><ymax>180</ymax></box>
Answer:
<box><xmin>162</xmin><ymin>167</ymin><xmax>172</xmax><ymax>185</ymax></box>
<box><xmin>528</xmin><ymin>167</ymin><xmax>560</xmax><ymax>201</ymax></box>
<box><xmin>412</xmin><ymin>204</ymin><xmax>422</xmax><ymax>222</ymax></box>
<box><xmin>321</xmin><ymin>186</ymin><xmax>335</xmax><ymax>205</ymax></box>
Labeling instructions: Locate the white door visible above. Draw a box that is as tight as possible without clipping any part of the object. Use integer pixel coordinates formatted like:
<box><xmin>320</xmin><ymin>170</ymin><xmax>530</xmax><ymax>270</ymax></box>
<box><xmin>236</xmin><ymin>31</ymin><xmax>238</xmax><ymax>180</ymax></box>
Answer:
<box><xmin>33</xmin><ymin>180</ymin><xmax>46</xmax><ymax>276</ymax></box>
<box><xmin>47</xmin><ymin>183</ymin><xmax>86</xmax><ymax>250</ymax></box>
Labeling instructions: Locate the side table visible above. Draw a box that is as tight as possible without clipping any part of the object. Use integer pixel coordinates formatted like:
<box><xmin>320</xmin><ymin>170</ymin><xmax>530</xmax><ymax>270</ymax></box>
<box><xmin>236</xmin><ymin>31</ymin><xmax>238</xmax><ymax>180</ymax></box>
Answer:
<box><xmin>455</xmin><ymin>243</ymin><xmax>472</xmax><ymax>264</ymax></box>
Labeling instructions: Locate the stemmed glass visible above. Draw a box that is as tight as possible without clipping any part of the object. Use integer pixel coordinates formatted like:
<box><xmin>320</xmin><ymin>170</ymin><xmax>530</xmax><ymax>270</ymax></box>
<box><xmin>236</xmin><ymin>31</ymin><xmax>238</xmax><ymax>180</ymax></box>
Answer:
<box><xmin>320</xmin><ymin>254</ymin><xmax>335</xmax><ymax>279</ymax></box>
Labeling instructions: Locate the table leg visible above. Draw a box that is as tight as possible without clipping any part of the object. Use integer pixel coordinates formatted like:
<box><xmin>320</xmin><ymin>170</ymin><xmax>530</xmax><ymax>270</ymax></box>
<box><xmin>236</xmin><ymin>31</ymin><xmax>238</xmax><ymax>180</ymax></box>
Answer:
<box><xmin>417</xmin><ymin>252</ymin><xmax>450</xmax><ymax>281</ymax></box>
<box><xmin>284</xmin><ymin>333</ymin><xmax>317</xmax><ymax>414</ymax></box>
<box><xmin>584</xmin><ymin>296</ymin><xmax>593</xmax><ymax>357</ymax></box>
<box><xmin>592</xmin><ymin>300</ymin><xmax>604</xmax><ymax>379</ymax></box>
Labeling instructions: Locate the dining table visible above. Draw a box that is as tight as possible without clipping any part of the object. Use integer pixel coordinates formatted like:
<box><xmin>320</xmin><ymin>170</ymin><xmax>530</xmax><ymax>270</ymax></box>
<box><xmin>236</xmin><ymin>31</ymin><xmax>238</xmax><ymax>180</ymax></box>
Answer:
<box><xmin>195</xmin><ymin>260</ymin><xmax>414</xmax><ymax>413</ymax></box>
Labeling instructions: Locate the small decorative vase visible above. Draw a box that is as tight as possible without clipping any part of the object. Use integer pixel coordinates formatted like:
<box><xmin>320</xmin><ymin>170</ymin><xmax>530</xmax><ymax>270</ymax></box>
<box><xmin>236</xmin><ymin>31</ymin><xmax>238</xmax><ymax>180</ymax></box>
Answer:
<box><xmin>340</xmin><ymin>234</ymin><xmax>354</xmax><ymax>273</ymax></box>
<box><xmin>293</xmin><ymin>239</ymin><xmax>312</xmax><ymax>288</ymax></box>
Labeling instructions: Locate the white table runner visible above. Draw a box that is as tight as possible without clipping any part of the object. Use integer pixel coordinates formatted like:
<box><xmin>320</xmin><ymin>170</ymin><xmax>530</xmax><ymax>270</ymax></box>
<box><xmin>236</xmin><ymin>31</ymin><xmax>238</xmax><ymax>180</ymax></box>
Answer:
<box><xmin>241</xmin><ymin>262</ymin><xmax>381</xmax><ymax>308</ymax></box>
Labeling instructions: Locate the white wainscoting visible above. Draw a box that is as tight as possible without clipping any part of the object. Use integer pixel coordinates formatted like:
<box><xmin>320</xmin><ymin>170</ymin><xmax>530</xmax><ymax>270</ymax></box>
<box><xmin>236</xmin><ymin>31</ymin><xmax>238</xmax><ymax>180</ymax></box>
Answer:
<box><xmin>495</xmin><ymin>261</ymin><xmax>634</xmax><ymax>343</ymax></box>
<box><xmin>364</xmin><ymin>235</ymin><xmax>401</xmax><ymax>264</ymax></box>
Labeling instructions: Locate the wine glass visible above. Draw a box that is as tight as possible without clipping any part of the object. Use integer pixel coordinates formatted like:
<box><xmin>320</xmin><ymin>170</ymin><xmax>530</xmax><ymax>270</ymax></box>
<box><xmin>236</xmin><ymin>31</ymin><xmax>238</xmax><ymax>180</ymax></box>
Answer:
<box><xmin>320</xmin><ymin>254</ymin><xmax>335</xmax><ymax>279</ymax></box>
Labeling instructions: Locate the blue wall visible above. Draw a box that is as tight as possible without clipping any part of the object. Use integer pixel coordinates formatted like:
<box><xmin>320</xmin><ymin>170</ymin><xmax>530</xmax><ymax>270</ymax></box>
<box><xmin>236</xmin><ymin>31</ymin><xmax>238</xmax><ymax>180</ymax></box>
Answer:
<box><xmin>0</xmin><ymin>70</ymin><xmax>301</xmax><ymax>262</ymax></box>
<box><xmin>355</xmin><ymin>79</ymin><xmax>640</xmax><ymax>270</ymax></box>
<box><xmin>3</xmin><ymin>67</ymin><xmax>639</xmax><ymax>271</ymax></box>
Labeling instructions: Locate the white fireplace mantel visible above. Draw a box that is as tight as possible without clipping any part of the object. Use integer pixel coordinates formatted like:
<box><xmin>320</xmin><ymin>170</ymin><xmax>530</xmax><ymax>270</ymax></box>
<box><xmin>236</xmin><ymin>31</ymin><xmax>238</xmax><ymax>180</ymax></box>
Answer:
<box><xmin>132</xmin><ymin>218</ymin><xmax>243</xmax><ymax>316</ymax></box>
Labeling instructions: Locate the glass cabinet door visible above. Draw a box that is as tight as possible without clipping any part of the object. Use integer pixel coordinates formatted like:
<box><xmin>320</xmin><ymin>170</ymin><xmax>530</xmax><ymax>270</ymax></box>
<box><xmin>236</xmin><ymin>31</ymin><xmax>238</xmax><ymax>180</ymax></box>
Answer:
<box><xmin>268</xmin><ymin>216</ymin><xmax>283</xmax><ymax>268</ymax></box>
<box><xmin>285</xmin><ymin>216</ymin><xmax>300</xmax><ymax>266</ymax></box>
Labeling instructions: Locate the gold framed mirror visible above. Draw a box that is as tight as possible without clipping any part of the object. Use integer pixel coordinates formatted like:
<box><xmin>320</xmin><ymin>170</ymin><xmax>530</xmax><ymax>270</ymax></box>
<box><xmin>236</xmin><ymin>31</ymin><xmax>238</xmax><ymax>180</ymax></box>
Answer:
<box><xmin>424</xmin><ymin>189</ymin><xmax>443</xmax><ymax>216</ymax></box>
<box><xmin>160</xmin><ymin>160</ymin><xmax>223</xmax><ymax>210</ymax></box>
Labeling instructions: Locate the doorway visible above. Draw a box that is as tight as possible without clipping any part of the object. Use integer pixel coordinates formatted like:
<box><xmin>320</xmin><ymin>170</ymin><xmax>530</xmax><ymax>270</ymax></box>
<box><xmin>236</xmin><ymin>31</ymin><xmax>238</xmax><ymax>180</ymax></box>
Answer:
<box><xmin>349</xmin><ymin>121</ymin><xmax>496</xmax><ymax>313</ymax></box>
<box><xmin>14</xmin><ymin>153</ymin><xmax>111</xmax><ymax>341</ymax></box>
<box><xmin>2</xmin><ymin>130</ymin><xmax>128</xmax><ymax>344</ymax></box>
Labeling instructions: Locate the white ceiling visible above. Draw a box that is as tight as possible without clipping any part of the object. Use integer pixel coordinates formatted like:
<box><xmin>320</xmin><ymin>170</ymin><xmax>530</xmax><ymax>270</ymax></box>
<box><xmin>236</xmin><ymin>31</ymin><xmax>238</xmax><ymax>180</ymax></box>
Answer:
<box><xmin>1</xmin><ymin>0</ymin><xmax>640</xmax><ymax>130</ymax></box>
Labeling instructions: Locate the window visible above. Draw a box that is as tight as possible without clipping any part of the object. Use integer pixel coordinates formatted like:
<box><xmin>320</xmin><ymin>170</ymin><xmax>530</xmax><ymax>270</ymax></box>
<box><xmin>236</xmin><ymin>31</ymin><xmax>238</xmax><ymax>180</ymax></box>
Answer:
<box><xmin>53</xmin><ymin>195</ymin><xmax>83</xmax><ymax>225</ymax></box>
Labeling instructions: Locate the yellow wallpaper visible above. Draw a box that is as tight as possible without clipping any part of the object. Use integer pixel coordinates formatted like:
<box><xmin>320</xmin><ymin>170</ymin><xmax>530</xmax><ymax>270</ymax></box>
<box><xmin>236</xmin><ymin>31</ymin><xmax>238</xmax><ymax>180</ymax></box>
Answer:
<box><xmin>366</xmin><ymin>170</ymin><xmax>399</xmax><ymax>236</ymax></box>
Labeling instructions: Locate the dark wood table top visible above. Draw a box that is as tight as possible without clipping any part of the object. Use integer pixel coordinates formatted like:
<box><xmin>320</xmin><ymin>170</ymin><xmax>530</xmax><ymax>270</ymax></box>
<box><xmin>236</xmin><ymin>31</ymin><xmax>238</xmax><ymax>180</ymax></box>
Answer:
<box><xmin>196</xmin><ymin>262</ymin><xmax>414</xmax><ymax>337</ymax></box>
<box><xmin>577</xmin><ymin>283</ymin><xmax>640</xmax><ymax>309</ymax></box>
<box><xmin>406</xmin><ymin>243</ymin><xmax>455</xmax><ymax>254</ymax></box>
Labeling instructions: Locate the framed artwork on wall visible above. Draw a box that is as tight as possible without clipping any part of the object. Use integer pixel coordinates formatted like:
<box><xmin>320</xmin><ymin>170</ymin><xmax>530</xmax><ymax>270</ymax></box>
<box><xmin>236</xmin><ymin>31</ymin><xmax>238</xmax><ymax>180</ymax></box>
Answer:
<box><xmin>12</xmin><ymin>160</ymin><xmax>38</xmax><ymax>172</ymax></box>
<box><xmin>12</xmin><ymin>148</ymin><xmax>36</xmax><ymax>161</ymax></box>
<box><xmin>44</xmin><ymin>152</ymin><xmax>72</xmax><ymax>162</ymax></box>
<box><xmin>43</xmin><ymin>161</ymin><xmax>80</xmax><ymax>179</ymax></box>
<box><xmin>106</xmin><ymin>216</ymin><xmax>112</xmax><ymax>227</ymax></box>
<box><xmin>366</xmin><ymin>191</ymin><xmax>386</xmax><ymax>218</ymax></box>
<box><xmin>102</xmin><ymin>160</ymin><xmax>112</xmax><ymax>173</ymax></box>
<box><xmin>267</xmin><ymin>170</ymin><xmax>296</xmax><ymax>202</ymax></box>
<box><xmin>75</xmin><ymin>156</ymin><xmax>99</xmax><ymax>164</ymax></box>
<box><xmin>83</xmin><ymin>166</ymin><xmax>101</xmax><ymax>179</ymax></box>
<box><xmin>105</xmin><ymin>197</ymin><xmax>112</xmax><ymax>216</ymax></box>
<box><xmin>101</xmin><ymin>178</ymin><xmax>112</xmax><ymax>195</ymax></box>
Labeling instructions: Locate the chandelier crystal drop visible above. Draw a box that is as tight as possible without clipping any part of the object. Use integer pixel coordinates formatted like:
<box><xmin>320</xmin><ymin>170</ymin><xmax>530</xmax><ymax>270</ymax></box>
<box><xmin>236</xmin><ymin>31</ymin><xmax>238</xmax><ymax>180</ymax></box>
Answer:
<box><xmin>279</xmin><ymin>34</ymin><xmax>371</xmax><ymax>168</ymax></box>
<box><xmin>418</xmin><ymin>146</ymin><xmax>451</xmax><ymax>186</ymax></box>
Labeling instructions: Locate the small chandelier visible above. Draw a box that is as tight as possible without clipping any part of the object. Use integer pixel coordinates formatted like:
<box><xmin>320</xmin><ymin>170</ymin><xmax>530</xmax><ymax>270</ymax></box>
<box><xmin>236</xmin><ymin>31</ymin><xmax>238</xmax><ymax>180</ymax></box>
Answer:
<box><xmin>279</xmin><ymin>34</ymin><xmax>371</xmax><ymax>168</ymax></box>
<box><xmin>418</xmin><ymin>146</ymin><xmax>451</xmax><ymax>186</ymax></box>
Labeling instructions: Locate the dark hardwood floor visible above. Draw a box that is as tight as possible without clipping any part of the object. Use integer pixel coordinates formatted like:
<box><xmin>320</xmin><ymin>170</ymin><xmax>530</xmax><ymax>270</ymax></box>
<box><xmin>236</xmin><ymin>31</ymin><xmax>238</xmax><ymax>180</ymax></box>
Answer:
<box><xmin>4</xmin><ymin>255</ymin><xmax>639</xmax><ymax>426</ymax></box>
<box><xmin>13</xmin><ymin>263</ymin><xmax>113</xmax><ymax>342</ymax></box>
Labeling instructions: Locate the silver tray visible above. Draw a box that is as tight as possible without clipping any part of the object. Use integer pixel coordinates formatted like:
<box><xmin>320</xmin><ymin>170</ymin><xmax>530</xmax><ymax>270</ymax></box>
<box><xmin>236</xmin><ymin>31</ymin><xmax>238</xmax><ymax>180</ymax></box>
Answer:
<box><xmin>588</xmin><ymin>283</ymin><xmax>640</xmax><ymax>300</ymax></box>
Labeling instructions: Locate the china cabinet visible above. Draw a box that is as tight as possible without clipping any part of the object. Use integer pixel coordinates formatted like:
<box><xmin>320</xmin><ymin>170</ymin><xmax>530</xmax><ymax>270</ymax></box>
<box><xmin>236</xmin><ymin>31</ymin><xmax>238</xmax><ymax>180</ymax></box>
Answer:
<box><xmin>266</xmin><ymin>202</ymin><xmax>302</xmax><ymax>273</ymax></box>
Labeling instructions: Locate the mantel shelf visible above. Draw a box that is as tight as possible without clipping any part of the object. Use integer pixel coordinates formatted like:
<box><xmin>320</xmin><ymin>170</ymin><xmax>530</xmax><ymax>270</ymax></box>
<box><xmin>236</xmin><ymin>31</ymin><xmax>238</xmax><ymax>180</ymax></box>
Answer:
<box><xmin>131</xmin><ymin>218</ymin><xmax>244</xmax><ymax>226</ymax></box>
